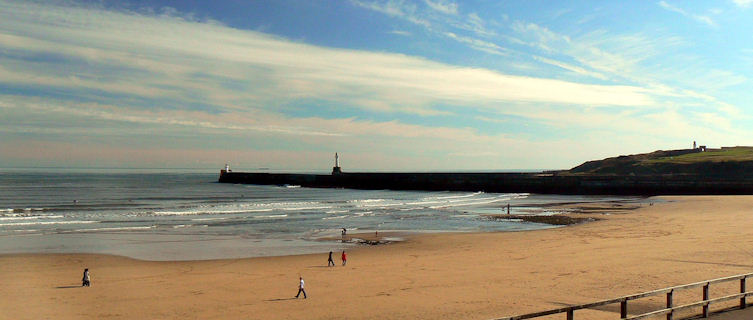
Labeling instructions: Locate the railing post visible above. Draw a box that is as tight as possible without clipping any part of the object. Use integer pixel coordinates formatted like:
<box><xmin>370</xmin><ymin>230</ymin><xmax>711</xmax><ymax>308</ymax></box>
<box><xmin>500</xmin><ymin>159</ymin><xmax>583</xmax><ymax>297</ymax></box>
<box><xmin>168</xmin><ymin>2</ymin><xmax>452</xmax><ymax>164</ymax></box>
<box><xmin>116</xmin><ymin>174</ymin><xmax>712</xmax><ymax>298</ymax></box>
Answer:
<box><xmin>741</xmin><ymin>277</ymin><xmax>747</xmax><ymax>309</ymax></box>
<box><xmin>566</xmin><ymin>308</ymin><xmax>573</xmax><ymax>320</ymax></box>
<box><xmin>667</xmin><ymin>289</ymin><xmax>674</xmax><ymax>320</ymax></box>
<box><xmin>702</xmin><ymin>283</ymin><xmax>709</xmax><ymax>318</ymax></box>
<box><xmin>621</xmin><ymin>300</ymin><xmax>628</xmax><ymax>318</ymax></box>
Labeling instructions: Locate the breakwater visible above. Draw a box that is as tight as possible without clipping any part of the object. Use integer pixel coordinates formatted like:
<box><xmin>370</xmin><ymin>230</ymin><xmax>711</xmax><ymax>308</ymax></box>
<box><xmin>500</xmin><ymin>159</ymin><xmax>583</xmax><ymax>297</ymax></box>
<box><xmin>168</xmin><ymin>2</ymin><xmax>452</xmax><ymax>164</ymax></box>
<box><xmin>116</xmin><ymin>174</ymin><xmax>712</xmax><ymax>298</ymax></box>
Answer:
<box><xmin>218</xmin><ymin>171</ymin><xmax>753</xmax><ymax>195</ymax></box>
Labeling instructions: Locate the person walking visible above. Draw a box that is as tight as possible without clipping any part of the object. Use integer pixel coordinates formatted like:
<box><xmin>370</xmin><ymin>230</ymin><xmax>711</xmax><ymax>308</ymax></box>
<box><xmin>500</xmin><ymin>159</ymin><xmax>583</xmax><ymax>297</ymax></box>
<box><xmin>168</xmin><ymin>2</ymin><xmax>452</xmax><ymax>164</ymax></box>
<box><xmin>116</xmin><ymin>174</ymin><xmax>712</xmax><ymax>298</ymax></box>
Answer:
<box><xmin>341</xmin><ymin>250</ymin><xmax>347</xmax><ymax>266</ymax></box>
<box><xmin>327</xmin><ymin>251</ymin><xmax>335</xmax><ymax>267</ymax></box>
<box><xmin>295</xmin><ymin>276</ymin><xmax>307</xmax><ymax>299</ymax></box>
<box><xmin>82</xmin><ymin>268</ymin><xmax>90</xmax><ymax>287</ymax></box>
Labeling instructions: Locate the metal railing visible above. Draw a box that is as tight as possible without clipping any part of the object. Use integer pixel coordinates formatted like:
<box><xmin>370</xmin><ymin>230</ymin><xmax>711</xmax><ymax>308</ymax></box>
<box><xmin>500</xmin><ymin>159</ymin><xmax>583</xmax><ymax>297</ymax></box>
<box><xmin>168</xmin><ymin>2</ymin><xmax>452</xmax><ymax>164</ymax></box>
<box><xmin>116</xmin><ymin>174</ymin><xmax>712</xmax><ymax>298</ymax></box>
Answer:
<box><xmin>495</xmin><ymin>272</ymin><xmax>753</xmax><ymax>320</ymax></box>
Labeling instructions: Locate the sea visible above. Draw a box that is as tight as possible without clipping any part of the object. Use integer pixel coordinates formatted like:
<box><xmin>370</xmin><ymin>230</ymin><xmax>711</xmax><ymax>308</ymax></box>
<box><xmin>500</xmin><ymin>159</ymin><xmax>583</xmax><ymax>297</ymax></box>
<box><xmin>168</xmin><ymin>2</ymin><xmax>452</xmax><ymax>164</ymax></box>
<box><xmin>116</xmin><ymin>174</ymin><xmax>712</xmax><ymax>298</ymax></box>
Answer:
<box><xmin>0</xmin><ymin>169</ymin><xmax>643</xmax><ymax>261</ymax></box>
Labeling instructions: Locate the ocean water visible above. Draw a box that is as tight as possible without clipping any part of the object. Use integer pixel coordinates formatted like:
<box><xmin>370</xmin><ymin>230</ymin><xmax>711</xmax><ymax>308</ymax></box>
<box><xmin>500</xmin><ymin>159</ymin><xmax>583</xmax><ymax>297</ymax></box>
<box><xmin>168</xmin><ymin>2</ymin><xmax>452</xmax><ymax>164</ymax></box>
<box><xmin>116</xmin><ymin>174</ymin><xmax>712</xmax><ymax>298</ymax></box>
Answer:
<box><xmin>0</xmin><ymin>171</ymin><xmax>640</xmax><ymax>260</ymax></box>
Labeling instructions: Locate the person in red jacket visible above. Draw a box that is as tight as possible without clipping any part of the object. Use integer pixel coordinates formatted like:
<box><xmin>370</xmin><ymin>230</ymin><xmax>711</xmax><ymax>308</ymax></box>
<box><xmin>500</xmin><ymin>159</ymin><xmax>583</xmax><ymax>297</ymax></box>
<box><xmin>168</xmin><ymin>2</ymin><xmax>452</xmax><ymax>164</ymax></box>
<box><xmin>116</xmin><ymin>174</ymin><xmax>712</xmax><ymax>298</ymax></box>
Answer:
<box><xmin>341</xmin><ymin>250</ymin><xmax>347</xmax><ymax>266</ymax></box>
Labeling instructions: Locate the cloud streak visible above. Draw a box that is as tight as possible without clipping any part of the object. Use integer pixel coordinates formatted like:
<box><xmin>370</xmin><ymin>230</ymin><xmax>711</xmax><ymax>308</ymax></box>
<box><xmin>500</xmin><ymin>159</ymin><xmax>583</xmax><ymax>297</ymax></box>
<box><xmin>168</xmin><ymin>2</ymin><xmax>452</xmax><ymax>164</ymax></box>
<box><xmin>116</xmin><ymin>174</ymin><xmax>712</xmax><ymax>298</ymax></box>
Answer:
<box><xmin>0</xmin><ymin>0</ymin><xmax>655</xmax><ymax>115</ymax></box>
<box><xmin>658</xmin><ymin>1</ymin><xmax>716</xmax><ymax>27</ymax></box>
<box><xmin>424</xmin><ymin>0</ymin><xmax>458</xmax><ymax>15</ymax></box>
<box><xmin>0</xmin><ymin>0</ymin><xmax>748</xmax><ymax>170</ymax></box>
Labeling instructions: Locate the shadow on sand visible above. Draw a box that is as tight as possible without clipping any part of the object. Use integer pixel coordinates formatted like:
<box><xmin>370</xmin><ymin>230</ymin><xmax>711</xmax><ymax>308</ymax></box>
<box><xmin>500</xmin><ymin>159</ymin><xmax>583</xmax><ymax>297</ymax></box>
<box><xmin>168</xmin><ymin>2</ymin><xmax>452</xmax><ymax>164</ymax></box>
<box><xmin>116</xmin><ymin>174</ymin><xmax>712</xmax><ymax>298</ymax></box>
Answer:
<box><xmin>265</xmin><ymin>297</ymin><xmax>299</xmax><ymax>302</ymax></box>
<box><xmin>56</xmin><ymin>285</ymin><xmax>83</xmax><ymax>289</ymax></box>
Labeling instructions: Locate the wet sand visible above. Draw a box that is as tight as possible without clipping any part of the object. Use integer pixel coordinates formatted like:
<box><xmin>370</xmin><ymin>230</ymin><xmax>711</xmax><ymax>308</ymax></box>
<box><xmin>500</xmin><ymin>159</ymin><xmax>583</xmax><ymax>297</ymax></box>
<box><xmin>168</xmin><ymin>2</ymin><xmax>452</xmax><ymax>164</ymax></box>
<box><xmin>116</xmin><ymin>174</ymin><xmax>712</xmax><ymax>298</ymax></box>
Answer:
<box><xmin>2</xmin><ymin>196</ymin><xmax>753</xmax><ymax>319</ymax></box>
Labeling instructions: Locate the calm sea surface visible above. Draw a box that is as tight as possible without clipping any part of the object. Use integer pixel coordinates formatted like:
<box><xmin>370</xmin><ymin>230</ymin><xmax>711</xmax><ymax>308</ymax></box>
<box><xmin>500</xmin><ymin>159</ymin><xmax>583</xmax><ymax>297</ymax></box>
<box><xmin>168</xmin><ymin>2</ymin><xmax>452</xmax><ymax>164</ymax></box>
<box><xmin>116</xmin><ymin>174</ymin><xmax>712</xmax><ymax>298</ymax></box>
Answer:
<box><xmin>0</xmin><ymin>170</ymin><xmax>641</xmax><ymax>260</ymax></box>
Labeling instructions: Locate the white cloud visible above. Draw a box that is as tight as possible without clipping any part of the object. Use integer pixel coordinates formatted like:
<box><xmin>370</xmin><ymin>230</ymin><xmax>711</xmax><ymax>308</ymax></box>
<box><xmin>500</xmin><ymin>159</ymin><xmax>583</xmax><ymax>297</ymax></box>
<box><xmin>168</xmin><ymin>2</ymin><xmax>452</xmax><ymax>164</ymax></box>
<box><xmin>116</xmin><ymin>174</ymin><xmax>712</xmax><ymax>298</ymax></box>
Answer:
<box><xmin>658</xmin><ymin>1</ymin><xmax>717</xmax><ymax>27</ymax></box>
<box><xmin>443</xmin><ymin>32</ymin><xmax>508</xmax><ymax>56</ymax></box>
<box><xmin>733</xmin><ymin>0</ymin><xmax>753</xmax><ymax>7</ymax></box>
<box><xmin>350</xmin><ymin>0</ymin><xmax>431</xmax><ymax>27</ymax></box>
<box><xmin>532</xmin><ymin>56</ymin><xmax>607</xmax><ymax>80</ymax></box>
<box><xmin>389</xmin><ymin>30</ymin><xmax>412</xmax><ymax>36</ymax></box>
<box><xmin>354</xmin><ymin>0</ymin><xmax>499</xmax><ymax>55</ymax></box>
<box><xmin>508</xmin><ymin>19</ymin><xmax>738</xmax><ymax>109</ymax></box>
<box><xmin>0</xmin><ymin>0</ymin><xmax>655</xmax><ymax>116</ymax></box>
<box><xmin>457</xmin><ymin>12</ymin><xmax>496</xmax><ymax>37</ymax></box>
<box><xmin>0</xmin><ymin>0</ymin><xmax>747</xmax><ymax>170</ymax></box>
<box><xmin>424</xmin><ymin>0</ymin><xmax>458</xmax><ymax>15</ymax></box>
<box><xmin>511</xmin><ymin>21</ymin><xmax>571</xmax><ymax>53</ymax></box>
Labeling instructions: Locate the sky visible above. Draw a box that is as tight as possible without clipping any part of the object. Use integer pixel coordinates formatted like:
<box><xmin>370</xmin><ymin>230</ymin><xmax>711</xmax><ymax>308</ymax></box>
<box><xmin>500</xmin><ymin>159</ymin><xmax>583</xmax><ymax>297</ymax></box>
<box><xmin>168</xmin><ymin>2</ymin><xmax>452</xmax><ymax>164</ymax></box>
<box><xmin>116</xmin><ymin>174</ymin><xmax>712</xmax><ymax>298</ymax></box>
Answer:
<box><xmin>1</xmin><ymin>0</ymin><xmax>752</xmax><ymax>171</ymax></box>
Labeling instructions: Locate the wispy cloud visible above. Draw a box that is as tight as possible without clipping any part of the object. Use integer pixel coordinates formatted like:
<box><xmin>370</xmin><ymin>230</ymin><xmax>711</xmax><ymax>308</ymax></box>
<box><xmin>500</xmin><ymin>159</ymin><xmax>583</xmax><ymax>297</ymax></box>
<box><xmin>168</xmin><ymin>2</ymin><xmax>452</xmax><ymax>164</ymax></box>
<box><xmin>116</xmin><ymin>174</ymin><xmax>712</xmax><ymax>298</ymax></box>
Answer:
<box><xmin>350</xmin><ymin>0</ymin><xmax>431</xmax><ymax>27</ymax></box>
<box><xmin>511</xmin><ymin>21</ymin><xmax>571</xmax><ymax>53</ymax></box>
<box><xmin>658</xmin><ymin>1</ymin><xmax>716</xmax><ymax>27</ymax></box>
<box><xmin>0</xmin><ymin>0</ymin><xmax>671</xmax><ymax>169</ymax></box>
<box><xmin>532</xmin><ymin>56</ymin><xmax>607</xmax><ymax>80</ymax></box>
<box><xmin>424</xmin><ymin>0</ymin><xmax>458</xmax><ymax>15</ymax></box>
<box><xmin>389</xmin><ymin>30</ymin><xmax>412</xmax><ymax>36</ymax></box>
<box><xmin>0</xmin><ymin>0</ymin><xmax>748</xmax><ymax>170</ymax></box>
<box><xmin>0</xmin><ymin>0</ymin><xmax>654</xmax><ymax>114</ymax></box>
<box><xmin>353</xmin><ymin>0</ymin><xmax>500</xmax><ymax>56</ymax></box>
<box><xmin>443</xmin><ymin>32</ymin><xmax>508</xmax><ymax>56</ymax></box>
<box><xmin>733</xmin><ymin>0</ymin><xmax>753</xmax><ymax>8</ymax></box>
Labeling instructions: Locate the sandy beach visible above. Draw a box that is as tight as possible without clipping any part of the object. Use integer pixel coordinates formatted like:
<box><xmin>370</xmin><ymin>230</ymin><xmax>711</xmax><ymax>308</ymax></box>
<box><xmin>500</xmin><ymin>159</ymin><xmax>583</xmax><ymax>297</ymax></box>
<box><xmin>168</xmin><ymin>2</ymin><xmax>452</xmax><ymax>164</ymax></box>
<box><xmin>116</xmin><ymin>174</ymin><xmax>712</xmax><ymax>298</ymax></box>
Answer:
<box><xmin>3</xmin><ymin>195</ymin><xmax>753</xmax><ymax>319</ymax></box>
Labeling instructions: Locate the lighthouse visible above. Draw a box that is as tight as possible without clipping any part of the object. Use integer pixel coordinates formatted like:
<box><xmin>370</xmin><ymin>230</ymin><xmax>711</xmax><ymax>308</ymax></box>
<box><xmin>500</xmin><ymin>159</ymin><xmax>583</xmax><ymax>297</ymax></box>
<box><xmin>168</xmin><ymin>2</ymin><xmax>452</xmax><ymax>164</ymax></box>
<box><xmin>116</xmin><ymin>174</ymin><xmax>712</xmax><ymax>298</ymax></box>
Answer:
<box><xmin>220</xmin><ymin>163</ymin><xmax>231</xmax><ymax>177</ymax></box>
<box><xmin>332</xmin><ymin>153</ymin><xmax>342</xmax><ymax>175</ymax></box>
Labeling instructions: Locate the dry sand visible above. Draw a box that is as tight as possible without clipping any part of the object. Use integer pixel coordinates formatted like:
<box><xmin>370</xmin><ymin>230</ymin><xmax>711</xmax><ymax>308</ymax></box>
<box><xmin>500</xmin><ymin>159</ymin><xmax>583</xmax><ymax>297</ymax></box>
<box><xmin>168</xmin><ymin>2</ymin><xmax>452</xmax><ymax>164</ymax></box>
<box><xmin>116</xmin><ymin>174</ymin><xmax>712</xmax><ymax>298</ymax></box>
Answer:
<box><xmin>2</xmin><ymin>196</ymin><xmax>753</xmax><ymax>319</ymax></box>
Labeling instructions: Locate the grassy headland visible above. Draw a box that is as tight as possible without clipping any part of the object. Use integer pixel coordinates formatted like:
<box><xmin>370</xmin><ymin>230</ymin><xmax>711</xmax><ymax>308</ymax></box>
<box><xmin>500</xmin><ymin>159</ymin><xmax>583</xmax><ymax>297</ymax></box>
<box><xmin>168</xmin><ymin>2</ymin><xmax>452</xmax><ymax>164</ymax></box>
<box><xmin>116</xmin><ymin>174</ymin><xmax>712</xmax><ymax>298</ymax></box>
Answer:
<box><xmin>568</xmin><ymin>146</ymin><xmax>753</xmax><ymax>176</ymax></box>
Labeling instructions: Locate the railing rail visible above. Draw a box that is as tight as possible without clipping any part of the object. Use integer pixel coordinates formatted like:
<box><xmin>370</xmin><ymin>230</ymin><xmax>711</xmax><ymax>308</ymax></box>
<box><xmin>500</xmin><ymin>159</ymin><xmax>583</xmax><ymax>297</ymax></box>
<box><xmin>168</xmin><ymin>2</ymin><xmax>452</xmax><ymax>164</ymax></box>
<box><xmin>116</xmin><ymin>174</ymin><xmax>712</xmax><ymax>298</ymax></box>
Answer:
<box><xmin>494</xmin><ymin>272</ymin><xmax>753</xmax><ymax>320</ymax></box>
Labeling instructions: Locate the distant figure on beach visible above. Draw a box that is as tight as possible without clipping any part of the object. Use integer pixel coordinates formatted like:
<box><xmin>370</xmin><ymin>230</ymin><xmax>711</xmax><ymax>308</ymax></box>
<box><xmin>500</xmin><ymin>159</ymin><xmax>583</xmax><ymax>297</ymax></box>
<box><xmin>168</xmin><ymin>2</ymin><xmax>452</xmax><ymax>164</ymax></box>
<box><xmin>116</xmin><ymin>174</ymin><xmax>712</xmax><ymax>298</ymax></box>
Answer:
<box><xmin>341</xmin><ymin>251</ymin><xmax>347</xmax><ymax>266</ymax></box>
<box><xmin>507</xmin><ymin>203</ymin><xmax>510</xmax><ymax>214</ymax></box>
<box><xmin>82</xmin><ymin>268</ymin><xmax>90</xmax><ymax>287</ymax></box>
<box><xmin>295</xmin><ymin>276</ymin><xmax>307</xmax><ymax>299</ymax></box>
<box><xmin>328</xmin><ymin>251</ymin><xmax>335</xmax><ymax>267</ymax></box>
<box><xmin>341</xmin><ymin>228</ymin><xmax>347</xmax><ymax>236</ymax></box>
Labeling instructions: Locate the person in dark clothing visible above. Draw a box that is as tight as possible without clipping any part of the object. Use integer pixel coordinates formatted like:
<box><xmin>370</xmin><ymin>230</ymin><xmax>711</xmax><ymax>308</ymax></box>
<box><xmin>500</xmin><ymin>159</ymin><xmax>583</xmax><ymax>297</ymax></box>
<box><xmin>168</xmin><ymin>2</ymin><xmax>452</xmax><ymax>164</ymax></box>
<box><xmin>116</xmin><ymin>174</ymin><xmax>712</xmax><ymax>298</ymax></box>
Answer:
<box><xmin>327</xmin><ymin>251</ymin><xmax>335</xmax><ymax>267</ymax></box>
<box><xmin>295</xmin><ymin>277</ymin><xmax>307</xmax><ymax>299</ymax></box>
<box><xmin>82</xmin><ymin>268</ymin><xmax>90</xmax><ymax>287</ymax></box>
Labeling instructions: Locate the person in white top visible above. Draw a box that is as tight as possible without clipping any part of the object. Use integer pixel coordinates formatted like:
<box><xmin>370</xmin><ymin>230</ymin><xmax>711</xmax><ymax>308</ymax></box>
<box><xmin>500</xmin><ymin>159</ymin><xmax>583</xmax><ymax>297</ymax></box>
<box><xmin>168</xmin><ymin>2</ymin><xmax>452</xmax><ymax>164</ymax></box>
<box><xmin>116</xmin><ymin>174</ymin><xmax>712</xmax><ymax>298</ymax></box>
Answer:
<box><xmin>295</xmin><ymin>276</ymin><xmax>307</xmax><ymax>299</ymax></box>
<box><xmin>82</xmin><ymin>268</ymin><xmax>90</xmax><ymax>287</ymax></box>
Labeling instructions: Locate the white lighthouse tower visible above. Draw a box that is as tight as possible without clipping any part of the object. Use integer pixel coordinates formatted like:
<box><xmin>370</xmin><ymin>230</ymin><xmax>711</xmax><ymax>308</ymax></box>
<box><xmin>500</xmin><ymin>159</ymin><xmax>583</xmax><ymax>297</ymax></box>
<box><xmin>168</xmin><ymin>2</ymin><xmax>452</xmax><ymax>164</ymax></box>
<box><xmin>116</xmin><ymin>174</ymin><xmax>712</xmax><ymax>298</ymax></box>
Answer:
<box><xmin>220</xmin><ymin>163</ymin><xmax>231</xmax><ymax>178</ymax></box>
<box><xmin>332</xmin><ymin>153</ymin><xmax>342</xmax><ymax>174</ymax></box>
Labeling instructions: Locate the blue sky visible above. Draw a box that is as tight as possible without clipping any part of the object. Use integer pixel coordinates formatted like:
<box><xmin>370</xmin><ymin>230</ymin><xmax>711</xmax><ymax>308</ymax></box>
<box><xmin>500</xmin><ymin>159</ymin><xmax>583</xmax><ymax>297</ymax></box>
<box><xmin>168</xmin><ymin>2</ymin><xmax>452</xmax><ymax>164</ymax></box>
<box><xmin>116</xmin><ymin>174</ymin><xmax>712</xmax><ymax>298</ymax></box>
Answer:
<box><xmin>1</xmin><ymin>0</ymin><xmax>752</xmax><ymax>171</ymax></box>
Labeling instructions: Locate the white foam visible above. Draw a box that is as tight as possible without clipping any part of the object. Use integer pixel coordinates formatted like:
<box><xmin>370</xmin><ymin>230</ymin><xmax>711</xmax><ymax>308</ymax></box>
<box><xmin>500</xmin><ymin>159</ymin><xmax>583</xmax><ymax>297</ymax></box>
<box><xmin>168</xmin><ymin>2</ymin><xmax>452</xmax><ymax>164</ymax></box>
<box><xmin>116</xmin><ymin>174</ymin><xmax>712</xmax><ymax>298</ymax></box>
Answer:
<box><xmin>0</xmin><ymin>220</ymin><xmax>98</xmax><ymax>227</ymax></box>
<box><xmin>254</xmin><ymin>214</ymin><xmax>288</xmax><ymax>219</ymax></box>
<box><xmin>280</xmin><ymin>206</ymin><xmax>332</xmax><ymax>211</ymax></box>
<box><xmin>322</xmin><ymin>215</ymin><xmax>347</xmax><ymax>220</ymax></box>
<box><xmin>191</xmin><ymin>217</ymin><xmax>229</xmax><ymax>221</ymax></box>
<box><xmin>361</xmin><ymin>202</ymin><xmax>403</xmax><ymax>208</ymax></box>
<box><xmin>423</xmin><ymin>191</ymin><xmax>483</xmax><ymax>200</ymax></box>
<box><xmin>0</xmin><ymin>215</ymin><xmax>63</xmax><ymax>221</ymax></box>
<box><xmin>151</xmin><ymin>208</ymin><xmax>274</xmax><ymax>216</ymax></box>
<box><xmin>349</xmin><ymin>198</ymin><xmax>387</xmax><ymax>203</ymax></box>
<box><xmin>73</xmin><ymin>226</ymin><xmax>155</xmax><ymax>232</ymax></box>
<box><xmin>6</xmin><ymin>229</ymin><xmax>40</xmax><ymax>233</ymax></box>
